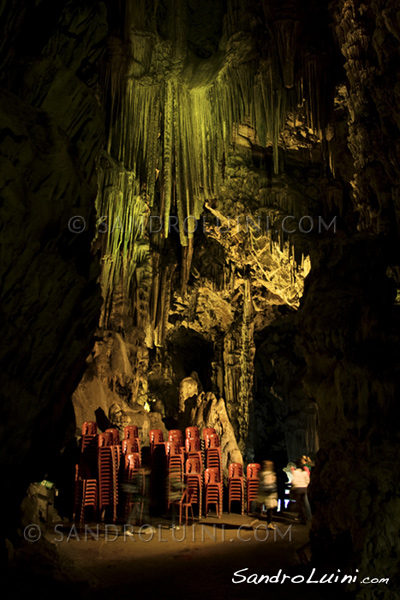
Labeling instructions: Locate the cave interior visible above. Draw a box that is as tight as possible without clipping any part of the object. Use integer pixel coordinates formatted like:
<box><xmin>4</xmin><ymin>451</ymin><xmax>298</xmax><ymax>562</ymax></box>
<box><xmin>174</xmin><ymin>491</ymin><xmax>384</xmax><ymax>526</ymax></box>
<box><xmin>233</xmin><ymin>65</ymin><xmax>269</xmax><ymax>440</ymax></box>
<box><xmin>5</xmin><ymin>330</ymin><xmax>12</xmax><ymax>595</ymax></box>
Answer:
<box><xmin>1</xmin><ymin>0</ymin><xmax>400</xmax><ymax>598</ymax></box>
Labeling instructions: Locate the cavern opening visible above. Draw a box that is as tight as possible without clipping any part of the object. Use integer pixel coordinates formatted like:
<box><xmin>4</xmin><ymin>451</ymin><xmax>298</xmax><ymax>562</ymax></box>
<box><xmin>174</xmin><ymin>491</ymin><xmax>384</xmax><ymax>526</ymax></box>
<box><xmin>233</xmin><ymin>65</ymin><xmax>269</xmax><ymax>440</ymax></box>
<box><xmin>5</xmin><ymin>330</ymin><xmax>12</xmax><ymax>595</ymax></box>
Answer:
<box><xmin>167</xmin><ymin>328</ymin><xmax>214</xmax><ymax>393</ymax></box>
<box><xmin>2</xmin><ymin>0</ymin><xmax>400</xmax><ymax>599</ymax></box>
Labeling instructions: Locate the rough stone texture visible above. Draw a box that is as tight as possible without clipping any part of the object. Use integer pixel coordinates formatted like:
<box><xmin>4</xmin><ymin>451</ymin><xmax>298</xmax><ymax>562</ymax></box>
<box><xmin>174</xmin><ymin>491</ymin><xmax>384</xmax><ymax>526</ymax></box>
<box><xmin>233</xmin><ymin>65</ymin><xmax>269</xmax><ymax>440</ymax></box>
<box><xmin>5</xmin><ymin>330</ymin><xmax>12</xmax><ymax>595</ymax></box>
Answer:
<box><xmin>297</xmin><ymin>235</ymin><xmax>400</xmax><ymax>596</ymax></box>
<box><xmin>254</xmin><ymin>311</ymin><xmax>319</xmax><ymax>467</ymax></box>
<box><xmin>4</xmin><ymin>1</ymin><xmax>400</xmax><ymax>596</ymax></box>
<box><xmin>287</xmin><ymin>2</ymin><xmax>400</xmax><ymax>596</ymax></box>
<box><xmin>0</xmin><ymin>0</ymin><xmax>108</xmax><ymax>540</ymax></box>
<box><xmin>72</xmin><ymin>329</ymin><xmax>167</xmax><ymax>442</ymax></box>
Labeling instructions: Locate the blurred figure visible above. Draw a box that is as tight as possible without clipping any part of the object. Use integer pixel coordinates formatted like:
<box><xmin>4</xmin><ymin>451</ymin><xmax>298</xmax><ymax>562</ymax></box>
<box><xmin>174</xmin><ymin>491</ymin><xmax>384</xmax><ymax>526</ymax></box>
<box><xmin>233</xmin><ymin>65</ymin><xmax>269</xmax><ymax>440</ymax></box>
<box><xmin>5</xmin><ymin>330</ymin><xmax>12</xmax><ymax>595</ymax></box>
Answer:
<box><xmin>291</xmin><ymin>458</ymin><xmax>312</xmax><ymax>524</ymax></box>
<box><xmin>253</xmin><ymin>460</ymin><xmax>278</xmax><ymax>530</ymax></box>
<box><xmin>167</xmin><ymin>477</ymin><xmax>186</xmax><ymax>530</ymax></box>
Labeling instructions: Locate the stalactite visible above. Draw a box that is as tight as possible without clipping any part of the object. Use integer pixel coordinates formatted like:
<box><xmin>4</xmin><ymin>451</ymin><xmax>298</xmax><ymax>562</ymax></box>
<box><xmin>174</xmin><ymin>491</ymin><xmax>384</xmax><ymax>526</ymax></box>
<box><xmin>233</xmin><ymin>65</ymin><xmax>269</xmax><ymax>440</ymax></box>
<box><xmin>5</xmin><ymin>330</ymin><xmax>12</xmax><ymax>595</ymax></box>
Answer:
<box><xmin>96</xmin><ymin>0</ymin><xmax>336</xmax><ymax>334</ymax></box>
<box><xmin>273</xmin><ymin>20</ymin><xmax>300</xmax><ymax>90</ymax></box>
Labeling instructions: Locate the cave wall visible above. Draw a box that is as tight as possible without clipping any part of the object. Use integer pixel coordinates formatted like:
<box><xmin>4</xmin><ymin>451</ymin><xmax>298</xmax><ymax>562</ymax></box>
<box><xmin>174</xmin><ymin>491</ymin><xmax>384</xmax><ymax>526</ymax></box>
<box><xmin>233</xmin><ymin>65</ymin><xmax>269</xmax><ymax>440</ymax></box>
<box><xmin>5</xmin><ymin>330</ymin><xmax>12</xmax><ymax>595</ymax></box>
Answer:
<box><xmin>3</xmin><ymin>1</ymin><xmax>400</xmax><ymax>595</ymax></box>
<box><xmin>294</xmin><ymin>1</ymin><xmax>400</xmax><ymax>595</ymax></box>
<box><xmin>254</xmin><ymin>312</ymin><xmax>319</xmax><ymax>467</ymax></box>
<box><xmin>0</xmin><ymin>0</ymin><xmax>108</xmax><ymax>536</ymax></box>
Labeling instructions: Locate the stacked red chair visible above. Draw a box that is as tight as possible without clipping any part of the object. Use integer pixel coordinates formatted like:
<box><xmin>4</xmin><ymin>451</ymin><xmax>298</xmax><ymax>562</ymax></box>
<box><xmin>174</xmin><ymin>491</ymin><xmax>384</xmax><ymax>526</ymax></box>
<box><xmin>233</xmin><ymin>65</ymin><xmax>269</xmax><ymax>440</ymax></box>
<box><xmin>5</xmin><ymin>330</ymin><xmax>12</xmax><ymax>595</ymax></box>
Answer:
<box><xmin>204</xmin><ymin>432</ymin><xmax>222</xmax><ymax>483</ymax></box>
<box><xmin>82</xmin><ymin>421</ymin><xmax>97</xmax><ymax>435</ymax></box>
<box><xmin>202</xmin><ymin>427</ymin><xmax>216</xmax><ymax>440</ymax></box>
<box><xmin>98</xmin><ymin>432</ymin><xmax>120</xmax><ymax>522</ymax></box>
<box><xmin>185</xmin><ymin>456</ymin><xmax>203</xmax><ymax>518</ymax></box>
<box><xmin>122</xmin><ymin>438</ymin><xmax>141</xmax><ymax>463</ymax></box>
<box><xmin>185</xmin><ymin>425</ymin><xmax>203</xmax><ymax>464</ymax></box>
<box><xmin>106</xmin><ymin>428</ymin><xmax>120</xmax><ymax>446</ymax></box>
<box><xmin>149</xmin><ymin>429</ymin><xmax>164</xmax><ymax>453</ymax></box>
<box><xmin>74</xmin><ymin>420</ymin><xmax>148</xmax><ymax>525</ymax></box>
<box><xmin>185</xmin><ymin>426</ymin><xmax>199</xmax><ymax>439</ymax></box>
<box><xmin>185</xmin><ymin>436</ymin><xmax>202</xmax><ymax>461</ymax></box>
<box><xmin>166</xmin><ymin>441</ymin><xmax>185</xmax><ymax>510</ymax></box>
<box><xmin>168</xmin><ymin>429</ymin><xmax>184</xmax><ymax>447</ymax></box>
<box><xmin>178</xmin><ymin>487</ymin><xmax>195</xmax><ymax>525</ymax></box>
<box><xmin>73</xmin><ymin>423</ymin><xmax>99</xmax><ymax>522</ymax></box>
<box><xmin>73</xmin><ymin>464</ymin><xmax>98</xmax><ymax>523</ymax></box>
<box><xmin>79</xmin><ymin>478</ymin><xmax>98</xmax><ymax>523</ymax></box>
<box><xmin>228</xmin><ymin>462</ymin><xmax>244</xmax><ymax>514</ymax></box>
<box><xmin>246</xmin><ymin>463</ymin><xmax>261</xmax><ymax>514</ymax></box>
<box><xmin>204</xmin><ymin>467</ymin><xmax>222</xmax><ymax>518</ymax></box>
<box><xmin>79</xmin><ymin>422</ymin><xmax>98</xmax><ymax>479</ymax></box>
<box><xmin>124</xmin><ymin>425</ymin><xmax>139</xmax><ymax>440</ymax></box>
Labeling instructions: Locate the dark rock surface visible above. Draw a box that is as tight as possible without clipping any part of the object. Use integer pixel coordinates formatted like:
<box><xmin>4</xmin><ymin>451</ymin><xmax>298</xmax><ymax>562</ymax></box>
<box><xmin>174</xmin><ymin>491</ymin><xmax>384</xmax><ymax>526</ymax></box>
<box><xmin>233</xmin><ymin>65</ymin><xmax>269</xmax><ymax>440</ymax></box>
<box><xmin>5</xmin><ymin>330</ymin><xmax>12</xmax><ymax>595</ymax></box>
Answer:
<box><xmin>0</xmin><ymin>0</ymin><xmax>108</xmax><ymax>539</ymax></box>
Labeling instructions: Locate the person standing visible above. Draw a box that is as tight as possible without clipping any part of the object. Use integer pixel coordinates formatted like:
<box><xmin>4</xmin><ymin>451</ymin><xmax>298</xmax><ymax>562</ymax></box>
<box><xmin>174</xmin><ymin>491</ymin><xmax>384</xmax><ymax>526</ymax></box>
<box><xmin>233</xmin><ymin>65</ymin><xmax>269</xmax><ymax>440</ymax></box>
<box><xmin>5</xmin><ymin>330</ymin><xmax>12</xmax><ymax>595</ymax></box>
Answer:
<box><xmin>291</xmin><ymin>458</ymin><xmax>312</xmax><ymax>524</ymax></box>
<box><xmin>254</xmin><ymin>460</ymin><xmax>278</xmax><ymax>530</ymax></box>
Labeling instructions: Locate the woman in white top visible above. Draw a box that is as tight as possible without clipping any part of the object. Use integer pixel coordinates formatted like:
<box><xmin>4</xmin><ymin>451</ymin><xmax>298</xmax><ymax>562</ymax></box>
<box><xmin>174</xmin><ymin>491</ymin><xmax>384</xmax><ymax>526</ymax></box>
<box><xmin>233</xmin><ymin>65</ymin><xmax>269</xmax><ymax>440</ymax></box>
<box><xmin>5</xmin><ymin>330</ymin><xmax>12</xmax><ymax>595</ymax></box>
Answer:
<box><xmin>291</xmin><ymin>458</ymin><xmax>312</xmax><ymax>524</ymax></box>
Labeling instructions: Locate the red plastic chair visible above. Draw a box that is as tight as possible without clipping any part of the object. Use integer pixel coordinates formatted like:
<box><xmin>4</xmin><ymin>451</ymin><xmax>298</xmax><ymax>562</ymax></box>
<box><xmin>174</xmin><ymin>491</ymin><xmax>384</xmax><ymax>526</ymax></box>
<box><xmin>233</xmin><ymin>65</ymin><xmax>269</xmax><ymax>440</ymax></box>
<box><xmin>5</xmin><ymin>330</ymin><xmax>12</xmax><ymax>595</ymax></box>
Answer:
<box><xmin>185</xmin><ymin>436</ymin><xmax>201</xmax><ymax>453</ymax></box>
<box><xmin>106</xmin><ymin>428</ymin><xmax>120</xmax><ymax>445</ymax></box>
<box><xmin>98</xmin><ymin>432</ymin><xmax>113</xmax><ymax>447</ymax></box>
<box><xmin>202</xmin><ymin>427</ymin><xmax>216</xmax><ymax>440</ymax></box>
<box><xmin>168</xmin><ymin>430</ymin><xmax>184</xmax><ymax>447</ymax></box>
<box><xmin>73</xmin><ymin>464</ymin><xmax>98</xmax><ymax>523</ymax></box>
<box><xmin>205</xmin><ymin>468</ymin><xmax>221</xmax><ymax>485</ymax></box>
<box><xmin>98</xmin><ymin>445</ymin><xmax>120</xmax><ymax>522</ymax></box>
<box><xmin>149</xmin><ymin>429</ymin><xmax>164</xmax><ymax>452</ymax></box>
<box><xmin>228</xmin><ymin>462</ymin><xmax>244</xmax><ymax>514</ymax></box>
<box><xmin>186</xmin><ymin>457</ymin><xmax>202</xmax><ymax>474</ymax></box>
<box><xmin>205</xmin><ymin>432</ymin><xmax>220</xmax><ymax>449</ymax></box>
<box><xmin>204</xmin><ymin>468</ymin><xmax>222</xmax><ymax>518</ymax></box>
<box><xmin>166</xmin><ymin>441</ymin><xmax>184</xmax><ymax>456</ymax></box>
<box><xmin>247</xmin><ymin>463</ymin><xmax>261</xmax><ymax>479</ymax></box>
<box><xmin>185</xmin><ymin>426</ymin><xmax>199</xmax><ymax>439</ymax></box>
<box><xmin>124</xmin><ymin>425</ymin><xmax>139</xmax><ymax>440</ymax></box>
<box><xmin>178</xmin><ymin>487</ymin><xmax>196</xmax><ymax>525</ymax></box>
<box><xmin>205</xmin><ymin>442</ymin><xmax>222</xmax><ymax>484</ymax></box>
<box><xmin>229</xmin><ymin>463</ymin><xmax>243</xmax><ymax>478</ymax></box>
<box><xmin>124</xmin><ymin>453</ymin><xmax>141</xmax><ymax>471</ymax></box>
<box><xmin>82</xmin><ymin>421</ymin><xmax>97</xmax><ymax>435</ymax></box>
<box><xmin>246</xmin><ymin>463</ymin><xmax>261</xmax><ymax>514</ymax></box>
<box><xmin>122</xmin><ymin>438</ymin><xmax>141</xmax><ymax>456</ymax></box>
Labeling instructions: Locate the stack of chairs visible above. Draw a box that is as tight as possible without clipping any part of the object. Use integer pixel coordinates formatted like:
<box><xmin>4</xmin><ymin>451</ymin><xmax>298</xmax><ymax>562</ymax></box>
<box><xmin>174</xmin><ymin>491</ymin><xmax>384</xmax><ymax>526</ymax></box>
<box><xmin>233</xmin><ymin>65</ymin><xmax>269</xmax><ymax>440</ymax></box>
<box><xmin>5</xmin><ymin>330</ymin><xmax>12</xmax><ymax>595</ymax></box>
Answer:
<box><xmin>80</xmin><ymin>421</ymin><xmax>98</xmax><ymax>478</ymax></box>
<box><xmin>74</xmin><ymin>421</ymin><xmax>149</xmax><ymax>524</ymax></box>
<box><xmin>185</xmin><ymin>426</ymin><xmax>199</xmax><ymax>440</ymax></box>
<box><xmin>246</xmin><ymin>463</ymin><xmax>261</xmax><ymax>514</ymax></box>
<box><xmin>204</xmin><ymin>431</ymin><xmax>222</xmax><ymax>483</ymax></box>
<box><xmin>204</xmin><ymin>467</ymin><xmax>222</xmax><ymax>518</ymax></box>
<box><xmin>73</xmin><ymin>465</ymin><xmax>98</xmax><ymax>523</ymax></box>
<box><xmin>106</xmin><ymin>428</ymin><xmax>120</xmax><ymax>445</ymax></box>
<box><xmin>185</xmin><ymin>427</ymin><xmax>203</xmax><ymax>465</ymax></box>
<box><xmin>124</xmin><ymin>425</ymin><xmax>141</xmax><ymax>454</ymax></box>
<box><xmin>73</xmin><ymin>422</ymin><xmax>99</xmax><ymax>523</ymax></box>
<box><xmin>121</xmin><ymin>438</ymin><xmax>141</xmax><ymax>465</ymax></box>
<box><xmin>121</xmin><ymin>452</ymin><xmax>144</xmax><ymax>523</ymax></box>
<box><xmin>168</xmin><ymin>429</ymin><xmax>184</xmax><ymax>447</ymax></box>
<box><xmin>98</xmin><ymin>431</ymin><xmax>121</xmax><ymax>522</ymax></box>
<box><xmin>228</xmin><ymin>462</ymin><xmax>244</xmax><ymax>514</ymax></box>
<box><xmin>166</xmin><ymin>438</ymin><xmax>185</xmax><ymax>511</ymax></box>
<box><xmin>202</xmin><ymin>428</ymin><xmax>216</xmax><ymax>446</ymax></box>
<box><xmin>149</xmin><ymin>429</ymin><xmax>164</xmax><ymax>454</ymax></box>
<box><xmin>185</xmin><ymin>456</ymin><xmax>203</xmax><ymax>518</ymax></box>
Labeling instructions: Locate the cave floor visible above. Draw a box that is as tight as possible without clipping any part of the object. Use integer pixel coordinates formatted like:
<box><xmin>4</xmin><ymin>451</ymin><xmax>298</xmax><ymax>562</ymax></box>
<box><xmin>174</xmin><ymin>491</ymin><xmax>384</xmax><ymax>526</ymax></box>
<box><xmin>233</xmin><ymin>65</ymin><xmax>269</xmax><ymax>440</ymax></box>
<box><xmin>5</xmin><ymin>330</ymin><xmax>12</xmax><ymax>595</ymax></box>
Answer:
<box><xmin>7</xmin><ymin>511</ymin><xmax>352</xmax><ymax>600</ymax></box>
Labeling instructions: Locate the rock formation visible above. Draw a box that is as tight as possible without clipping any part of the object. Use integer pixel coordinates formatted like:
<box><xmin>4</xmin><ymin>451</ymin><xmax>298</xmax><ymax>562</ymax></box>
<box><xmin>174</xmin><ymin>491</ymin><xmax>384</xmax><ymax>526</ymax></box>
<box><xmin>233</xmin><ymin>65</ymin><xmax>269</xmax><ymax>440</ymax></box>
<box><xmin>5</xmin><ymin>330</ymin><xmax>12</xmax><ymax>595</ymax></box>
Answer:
<box><xmin>1</xmin><ymin>1</ymin><xmax>400</xmax><ymax>597</ymax></box>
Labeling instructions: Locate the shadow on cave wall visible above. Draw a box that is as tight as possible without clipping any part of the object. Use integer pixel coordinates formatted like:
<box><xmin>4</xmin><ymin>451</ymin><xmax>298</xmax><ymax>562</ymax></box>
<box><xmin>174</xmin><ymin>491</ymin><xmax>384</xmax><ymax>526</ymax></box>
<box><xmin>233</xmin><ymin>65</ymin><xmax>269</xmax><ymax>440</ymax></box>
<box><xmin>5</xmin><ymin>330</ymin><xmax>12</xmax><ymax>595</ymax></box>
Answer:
<box><xmin>252</xmin><ymin>313</ymin><xmax>319</xmax><ymax>470</ymax></box>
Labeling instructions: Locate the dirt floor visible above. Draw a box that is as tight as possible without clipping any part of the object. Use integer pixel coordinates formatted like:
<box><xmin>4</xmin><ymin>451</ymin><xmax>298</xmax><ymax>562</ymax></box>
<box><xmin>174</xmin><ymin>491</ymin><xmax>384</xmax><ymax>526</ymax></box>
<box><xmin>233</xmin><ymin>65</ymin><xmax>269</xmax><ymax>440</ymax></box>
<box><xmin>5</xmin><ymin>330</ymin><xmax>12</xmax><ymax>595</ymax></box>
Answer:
<box><xmin>6</xmin><ymin>510</ymin><xmax>356</xmax><ymax>600</ymax></box>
